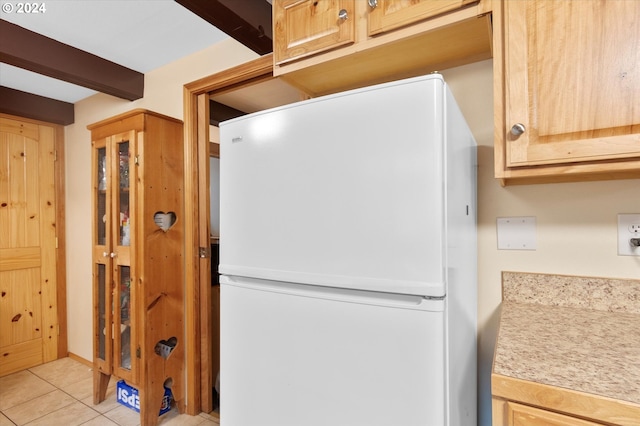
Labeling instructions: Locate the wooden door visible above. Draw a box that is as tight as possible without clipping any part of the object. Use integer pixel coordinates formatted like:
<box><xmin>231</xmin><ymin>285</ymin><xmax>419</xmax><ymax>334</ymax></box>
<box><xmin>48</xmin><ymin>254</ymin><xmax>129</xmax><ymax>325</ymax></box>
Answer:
<box><xmin>0</xmin><ymin>116</ymin><xmax>59</xmax><ymax>376</ymax></box>
<box><xmin>506</xmin><ymin>402</ymin><xmax>603</xmax><ymax>426</ymax></box>
<box><xmin>274</xmin><ymin>0</ymin><xmax>355</xmax><ymax>65</ymax></box>
<box><xmin>503</xmin><ymin>0</ymin><xmax>640</xmax><ymax>167</ymax></box>
<box><xmin>368</xmin><ymin>0</ymin><xmax>477</xmax><ymax>36</ymax></box>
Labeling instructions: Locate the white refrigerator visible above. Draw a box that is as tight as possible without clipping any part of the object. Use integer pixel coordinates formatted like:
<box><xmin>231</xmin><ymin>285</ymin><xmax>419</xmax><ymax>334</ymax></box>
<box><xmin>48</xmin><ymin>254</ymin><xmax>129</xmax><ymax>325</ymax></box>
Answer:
<box><xmin>219</xmin><ymin>74</ymin><xmax>477</xmax><ymax>426</ymax></box>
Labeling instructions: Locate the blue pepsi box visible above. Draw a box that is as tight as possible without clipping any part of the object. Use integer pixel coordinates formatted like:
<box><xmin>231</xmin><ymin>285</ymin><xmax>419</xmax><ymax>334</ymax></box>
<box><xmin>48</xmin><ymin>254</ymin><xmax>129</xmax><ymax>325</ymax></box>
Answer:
<box><xmin>116</xmin><ymin>380</ymin><xmax>172</xmax><ymax>415</ymax></box>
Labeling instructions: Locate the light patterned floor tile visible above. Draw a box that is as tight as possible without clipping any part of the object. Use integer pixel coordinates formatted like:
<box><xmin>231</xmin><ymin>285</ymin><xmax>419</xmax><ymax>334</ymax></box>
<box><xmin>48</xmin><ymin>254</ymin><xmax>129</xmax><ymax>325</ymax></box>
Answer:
<box><xmin>3</xmin><ymin>390</ymin><xmax>75</xmax><ymax>426</ymax></box>
<box><xmin>29</xmin><ymin>358</ymin><xmax>93</xmax><ymax>389</ymax></box>
<box><xmin>157</xmin><ymin>410</ymin><xmax>208</xmax><ymax>426</ymax></box>
<box><xmin>22</xmin><ymin>401</ymin><xmax>99</xmax><ymax>426</ymax></box>
<box><xmin>0</xmin><ymin>413</ymin><xmax>15</xmax><ymax>426</ymax></box>
<box><xmin>78</xmin><ymin>416</ymin><xmax>119</xmax><ymax>426</ymax></box>
<box><xmin>81</xmin><ymin>383</ymin><xmax>119</xmax><ymax>414</ymax></box>
<box><xmin>102</xmin><ymin>405</ymin><xmax>140</xmax><ymax>426</ymax></box>
<box><xmin>60</xmin><ymin>375</ymin><xmax>94</xmax><ymax>401</ymax></box>
<box><xmin>0</xmin><ymin>371</ymin><xmax>55</xmax><ymax>411</ymax></box>
<box><xmin>0</xmin><ymin>358</ymin><xmax>218</xmax><ymax>426</ymax></box>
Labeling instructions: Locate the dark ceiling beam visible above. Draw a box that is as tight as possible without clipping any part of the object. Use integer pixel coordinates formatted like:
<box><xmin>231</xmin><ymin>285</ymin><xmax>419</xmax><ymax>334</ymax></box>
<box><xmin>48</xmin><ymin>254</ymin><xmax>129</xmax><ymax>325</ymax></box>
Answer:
<box><xmin>0</xmin><ymin>86</ymin><xmax>74</xmax><ymax>125</ymax></box>
<box><xmin>210</xmin><ymin>100</ymin><xmax>247</xmax><ymax>126</ymax></box>
<box><xmin>0</xmin><ymin>20</ymin><xmax>144</xmax><ymax>101</ymax></box>
<box><xmin>176</xmin><ymin>0</ymin><xmax>272</xmax><ymax>55</ymax></box>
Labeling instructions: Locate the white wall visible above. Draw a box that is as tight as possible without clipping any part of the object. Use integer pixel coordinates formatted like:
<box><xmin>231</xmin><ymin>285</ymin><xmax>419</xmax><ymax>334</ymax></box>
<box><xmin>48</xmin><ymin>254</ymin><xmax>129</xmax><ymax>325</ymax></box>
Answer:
<box><xmin>64</xmin><ymin>44</ymin><xmax>640</xmax><ymax>425</ymax></box>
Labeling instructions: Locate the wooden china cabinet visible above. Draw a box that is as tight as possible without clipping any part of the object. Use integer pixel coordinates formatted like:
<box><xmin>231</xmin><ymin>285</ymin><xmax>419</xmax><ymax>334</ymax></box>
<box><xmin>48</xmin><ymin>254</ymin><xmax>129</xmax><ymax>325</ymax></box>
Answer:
<box><xmin>88</xmin><ymin>110</ymin><xmax>185</xmax><ymax>426</ymax></box>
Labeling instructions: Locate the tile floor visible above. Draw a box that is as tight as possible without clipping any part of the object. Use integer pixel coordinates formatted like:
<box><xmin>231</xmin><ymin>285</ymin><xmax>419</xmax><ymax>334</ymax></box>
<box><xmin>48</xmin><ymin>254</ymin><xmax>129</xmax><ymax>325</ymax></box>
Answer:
<box><xmin>0</xmin><ymin>358</ymin><xmax>219</xmax><ymax>426</ymax></box>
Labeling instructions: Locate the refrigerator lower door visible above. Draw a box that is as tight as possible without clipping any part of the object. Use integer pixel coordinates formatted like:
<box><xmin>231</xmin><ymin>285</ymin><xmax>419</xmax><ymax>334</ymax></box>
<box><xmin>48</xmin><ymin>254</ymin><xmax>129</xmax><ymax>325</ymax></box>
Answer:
<box><xmin>220</xmin><ymin>275</ymin><xmax>446</xmax><ymax>426</ymax></box>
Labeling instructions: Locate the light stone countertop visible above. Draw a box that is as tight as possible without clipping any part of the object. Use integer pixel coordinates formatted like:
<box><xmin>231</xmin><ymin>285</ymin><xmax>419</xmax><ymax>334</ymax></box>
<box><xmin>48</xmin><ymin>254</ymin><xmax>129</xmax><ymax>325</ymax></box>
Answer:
<box><xmin>493</xmin><ymin>272</ymin><xmax>640</xmax><ymax>406</ymax></box>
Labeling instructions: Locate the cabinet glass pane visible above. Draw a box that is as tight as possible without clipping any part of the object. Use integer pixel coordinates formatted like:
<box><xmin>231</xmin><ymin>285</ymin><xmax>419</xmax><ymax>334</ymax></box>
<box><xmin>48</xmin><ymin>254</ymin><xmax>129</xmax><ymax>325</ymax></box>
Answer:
<box><xmin>119</xmin><ymin>265</ymin><xmax>132</xmax><ymax>370</ymax></box>
<box><xmin>117</xmin><ymin>141</ymin><xmax>131</xmax><ymax>246</ymax></box>
<box><xmin>97</xmin><ymin>263</ymin><xmax>106</xmax><ymax>361</ymax></box>
<box><xmin>97</xmin><ymin>147</ymin><xmax>107</xmax><ymax>246</ymax></box>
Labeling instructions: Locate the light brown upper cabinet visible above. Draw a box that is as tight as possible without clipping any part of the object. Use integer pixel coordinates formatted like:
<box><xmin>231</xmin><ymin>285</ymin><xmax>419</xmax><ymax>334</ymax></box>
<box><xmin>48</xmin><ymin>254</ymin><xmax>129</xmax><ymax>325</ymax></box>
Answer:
<box><xmin>274</xmin><ymin>0</ymin><xmax>355</xmax><ymax>65</ymax></box>
<box><xmin>273</xmin><ymin>0</ymin><xmax>492</xmax><ymax>97</ymax></box>
<box><xmin>495</xmin><ymin>0</ymin><xmax>640</xmax><ymax>184</ymax></box>
<box><xmin>368</xmin><ymin>0</ymin><xmax>477</xmax><ymax>36</ymax></box>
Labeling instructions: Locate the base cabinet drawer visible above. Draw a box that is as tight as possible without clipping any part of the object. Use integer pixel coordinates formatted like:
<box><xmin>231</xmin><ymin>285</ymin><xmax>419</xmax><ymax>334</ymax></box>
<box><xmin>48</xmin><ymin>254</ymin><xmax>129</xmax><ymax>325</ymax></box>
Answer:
<box><xmin>506</xmin><ymin>402</ymin><xmax>604</xmax><ymax>426</ymax></box>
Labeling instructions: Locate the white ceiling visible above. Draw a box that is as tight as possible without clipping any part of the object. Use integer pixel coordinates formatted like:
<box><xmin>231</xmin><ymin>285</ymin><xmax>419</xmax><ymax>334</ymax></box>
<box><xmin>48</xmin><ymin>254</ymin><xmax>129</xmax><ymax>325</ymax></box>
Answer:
<box><xmin>1</xmin><ymin>0</ymin><xmax>230</xmax><ymax>103</ymax></box>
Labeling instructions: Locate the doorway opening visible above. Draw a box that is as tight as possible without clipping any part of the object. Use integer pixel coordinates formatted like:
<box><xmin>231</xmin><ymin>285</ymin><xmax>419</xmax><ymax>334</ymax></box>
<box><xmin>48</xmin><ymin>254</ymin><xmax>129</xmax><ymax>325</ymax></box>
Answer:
<box><xmin>183</xmin><ymin>55</ymin><xmax>304</xmax><ymax>416</ymax></box>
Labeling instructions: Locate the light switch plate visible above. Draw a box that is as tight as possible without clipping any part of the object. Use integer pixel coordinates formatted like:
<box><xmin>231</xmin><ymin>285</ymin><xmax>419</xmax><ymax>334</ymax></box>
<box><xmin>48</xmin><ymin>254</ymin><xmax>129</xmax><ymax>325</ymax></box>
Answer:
<box><xmin>497</xmin><ymin>216</ymin><xmax>537</xmax><ymax>250</ymax></box>
<box><xmin>618</xmin><ymin>214</ymin><xmax>640</xmax><ymax>256</ymax></box>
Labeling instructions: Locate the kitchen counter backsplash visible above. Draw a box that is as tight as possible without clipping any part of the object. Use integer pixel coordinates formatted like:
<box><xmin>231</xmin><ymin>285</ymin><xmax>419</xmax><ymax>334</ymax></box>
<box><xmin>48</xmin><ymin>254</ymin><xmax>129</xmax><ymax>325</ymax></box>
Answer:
<box><xmin>502</xmin><ymin>271</ymin><xmax>640</xmax><ymax>314</ymax></box>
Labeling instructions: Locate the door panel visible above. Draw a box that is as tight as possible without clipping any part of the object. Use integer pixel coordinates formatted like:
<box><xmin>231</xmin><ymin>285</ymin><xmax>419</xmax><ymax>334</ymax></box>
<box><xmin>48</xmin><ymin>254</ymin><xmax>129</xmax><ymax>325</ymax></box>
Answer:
<box><xmin>0</xmin><ymin>117</ymin><xmax>58</xmax><ymax>376</ymax></box>
<box><xmin>274</xmin><ymin>0</ymin><xmax>356</xmax><ymax>64</ymax></box>
<box><xmin>221</xmin><ymin>276</ymin><xmax>446</xmax><ymax>426</ymax></box>
<box><xmin>504</xmin><ymin>1</ymin><xmax>640</xmax><ymax>166</ymax></box>
<box><xmin>368</xmin><ymin>0</ymin><xmax>477</xmax><ymax>36</ymax></box>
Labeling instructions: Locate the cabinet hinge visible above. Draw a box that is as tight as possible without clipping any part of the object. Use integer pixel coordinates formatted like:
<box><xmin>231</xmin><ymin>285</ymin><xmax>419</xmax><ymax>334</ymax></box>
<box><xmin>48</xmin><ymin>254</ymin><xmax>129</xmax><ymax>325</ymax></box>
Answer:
<box><xmin>54</xmin><ymin>150</ymin><xmax>57</xmax><ymax>161</ymax></box>
<box><xmin>199</xmin><ymin>246</ymin><xmax>211</xmax><ymax>258</ymax></box>
<box><xmin>136</xmin><ymin>346</ymin><xmax>141</xmax><ymax>359</ymax></box>
<box><xmin>134</xmin><ymin>155</ymin><xmax>139</xmax><ymax>165</ymax></box>
<box><xmin>55</xmin><ymin>237</ymin><xmax>59</xmax><ymax>249</ymax></box>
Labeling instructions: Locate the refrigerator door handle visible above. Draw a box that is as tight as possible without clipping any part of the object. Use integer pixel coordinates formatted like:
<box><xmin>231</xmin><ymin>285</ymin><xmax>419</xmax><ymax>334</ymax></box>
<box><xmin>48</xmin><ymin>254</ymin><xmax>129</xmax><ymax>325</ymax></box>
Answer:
<box><xmin>220</xmin><ymin>275</ymin><xmax>444</xmax><ymax>312</ymax></box>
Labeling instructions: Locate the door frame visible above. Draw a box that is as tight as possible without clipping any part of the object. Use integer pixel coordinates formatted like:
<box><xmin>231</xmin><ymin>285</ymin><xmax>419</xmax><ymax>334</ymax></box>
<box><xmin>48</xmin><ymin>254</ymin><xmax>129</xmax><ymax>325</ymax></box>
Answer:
<box><xmin>182</xmin><ymin>55</ymin><xmax>274</xmax><ymax>414</ymax></box>
<box><xmin>0</xmin><ymin>113</ymin><xmax>67</xmax><ymax>361</ymax></box>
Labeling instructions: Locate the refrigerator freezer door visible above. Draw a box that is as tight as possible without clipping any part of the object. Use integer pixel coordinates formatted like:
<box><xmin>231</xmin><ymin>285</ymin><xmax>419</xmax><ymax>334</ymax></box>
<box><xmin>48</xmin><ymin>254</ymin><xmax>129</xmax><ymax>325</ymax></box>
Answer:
<box><xmin>220</xmin><ymin>275</ymin><xmax>446</xmax><ymax>426</ymax></box>
<box><xmin>220</xmin><ymin>75</ymin><xmax>446</xmax><ymax>297</ymax></box>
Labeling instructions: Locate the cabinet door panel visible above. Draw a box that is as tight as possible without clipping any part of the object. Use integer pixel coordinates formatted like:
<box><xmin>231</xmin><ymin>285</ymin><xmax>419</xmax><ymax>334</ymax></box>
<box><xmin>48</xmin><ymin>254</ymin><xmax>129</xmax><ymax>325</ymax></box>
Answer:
<box><xmin>274</xmin><ymin>0</ymin><xmax>355</xmax><ymax>64</ymax></box>
<box><xmin>504</xmin><ymin>1</ymin><xmax>640</xmax><ymax>167</ymax></box>
<box><xmin>507</xmin><ymin>402</ymin><xmax>603</xmax><ymax>426</ymax></box>
<box><xmin>368</xmin><ymin>0</ymin><xmax>477</xmax><ymax>36</ymax></box>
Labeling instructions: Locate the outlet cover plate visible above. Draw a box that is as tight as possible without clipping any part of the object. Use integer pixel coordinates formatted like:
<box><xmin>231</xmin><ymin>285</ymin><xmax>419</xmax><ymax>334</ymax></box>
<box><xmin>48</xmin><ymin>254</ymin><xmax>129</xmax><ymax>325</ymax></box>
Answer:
<box><xmin>618</xmin><ymin>213</ymin><xmax>640</xmax><ymax>256</ymax></box>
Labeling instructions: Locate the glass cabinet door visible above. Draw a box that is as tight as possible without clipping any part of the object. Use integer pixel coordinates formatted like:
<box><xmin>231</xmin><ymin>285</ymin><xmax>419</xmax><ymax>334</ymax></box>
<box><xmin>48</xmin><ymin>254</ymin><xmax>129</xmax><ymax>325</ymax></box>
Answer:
<box><xmin>93</xmin><ymin>142</ymin><xmax>112</xmax><ymax>374</ymax></box>
<box><xmin>115</xmin><ymin>265</ymin><xmax>132</xmax><ymax>371</ymax></box>
<box><xmin>112</xmin><ymin>136</ymin><xmax>135</xmax><ymax>382</ymax></box>
<box><xmin>93</xmin><ymin>134</ymin><xmax>136</xmax><ymax>384</ymax></box>
<box><xmin>117</xmin><ymin>141</ymin><xmax>130</xmax><ymax>247</ymax></box>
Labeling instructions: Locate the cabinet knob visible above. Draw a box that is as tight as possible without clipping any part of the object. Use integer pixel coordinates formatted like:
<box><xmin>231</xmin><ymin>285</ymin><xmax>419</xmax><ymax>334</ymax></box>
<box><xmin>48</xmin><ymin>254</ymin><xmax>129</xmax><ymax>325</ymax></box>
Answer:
<box><xmin>510</xmin><ymin>123</ymin><xmax>526</xmax><ymax>136</ymax></box>
<box><xmin>368</xmin><ymin>0</ymin><xmax>378</xmax><ymax>8</ymax></box>
<box><xmin>110</xmin><ymin>252</ymin><xmax>117</xmax><ymax>258</ymax></box>
<box><xmin>103</xmin><ymin>251</ymin><xmax>109</xmax><ymax>258</ymax></box>
<box><xmin>338</xmin><ymin>9</ymin><xmax>348</xmax><ymax>20</ymax></box>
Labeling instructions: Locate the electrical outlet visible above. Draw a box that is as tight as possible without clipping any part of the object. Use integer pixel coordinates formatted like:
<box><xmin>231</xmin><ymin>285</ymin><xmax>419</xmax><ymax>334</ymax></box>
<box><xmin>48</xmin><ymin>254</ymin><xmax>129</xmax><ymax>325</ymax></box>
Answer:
<box><xmin>618</xmin><ymin>214</ymin><xmax>640</xmax><ymax>256</ymax></box>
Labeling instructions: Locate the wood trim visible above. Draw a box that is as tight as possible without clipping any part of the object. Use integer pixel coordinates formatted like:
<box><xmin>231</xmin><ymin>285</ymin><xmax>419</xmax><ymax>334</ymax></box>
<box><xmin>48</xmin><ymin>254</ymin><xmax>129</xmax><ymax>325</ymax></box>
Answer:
<box><xmin>54</xmin><ymin>124</ymin><xmax>68</xmax><ymax>358</ymax></box>
<box><xmin>183</xmin><ymin>85</ymin><xmax>201</xmax><ymax>416</ymax></box>
<box><xmin>183</xmin><ymin>54</ymin><xmax>274</xmax><ymax>415</ymax></box>
<box><xmin>184</xmin><ymin>55</ymin><xmax>274</xmax><ymax>96</ymax></box>
<box><xmin>0</xmin><ymin>20</ymin><xmax>143</xmax><ymax>101</ymax></box>
<box><xmin>492</xmin><ymin>373</ymin><xmax>640</xmax><ymax>426</ymax></box>
<box><xmin>197</xmin><ymin>93</ymin><xmax>212</xmax><ymax>414</ymax></box>
<box><xmin>68</xmin><ymin>352</ymin><xmax>92</xmax><ymax>367</ymax></box>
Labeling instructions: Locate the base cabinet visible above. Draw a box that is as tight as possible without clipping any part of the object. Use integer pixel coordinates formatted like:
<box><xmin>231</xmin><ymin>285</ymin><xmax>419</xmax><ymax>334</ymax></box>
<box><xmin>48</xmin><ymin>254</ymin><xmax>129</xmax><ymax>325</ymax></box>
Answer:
<box><xmin>492</xmin><ymin>374</ymin><xmax>640</xmax><ymax>426</ymax></box>
<box><xmin>494</xmin><ymin>399</ymin><xmax>604</xmax><ymax>426</ymax></box>
<box><xmin>89</xmin><ymin>110</ymin><xmax>185</xmax><ymax>426</ymax></box>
